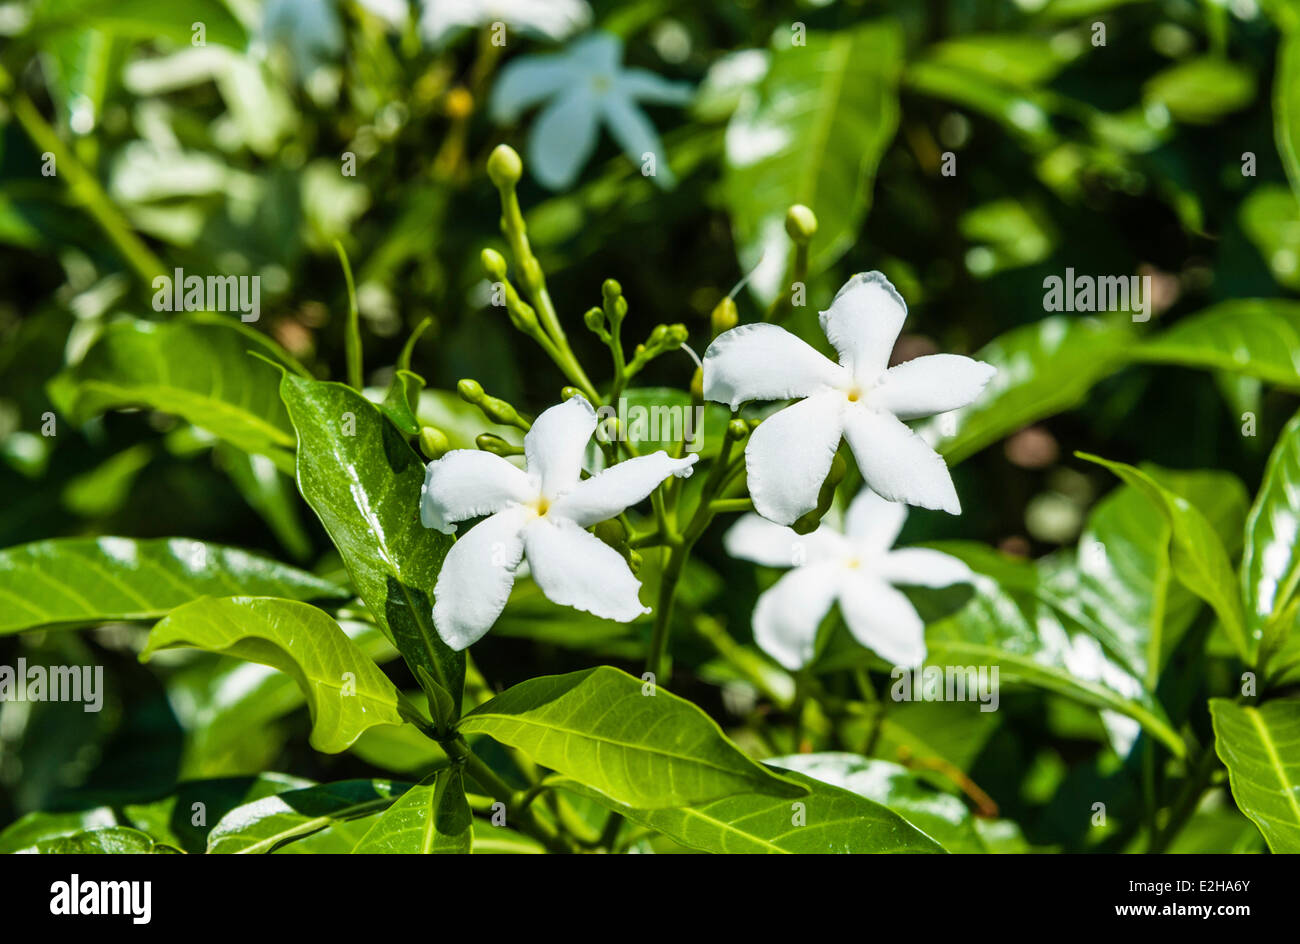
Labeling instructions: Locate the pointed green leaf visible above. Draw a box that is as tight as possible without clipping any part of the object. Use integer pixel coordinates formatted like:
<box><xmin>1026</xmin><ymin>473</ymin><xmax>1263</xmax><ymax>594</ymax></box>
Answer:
<box><xmin>1246</xmin><ymin>409</ymin><xmax>1300</xmax><ymax>674</ymax></box>
<box><xmin>142</xmin><ymin>596</ymin><xmax>404</xmax><ymax>753</ymax></box>
<box><xmin>278</xmin><ymin>373</ymin><xmax>464</xmax><ymax>714</ymax></box>
<box><xmin>351</xmin><ymin>767</ymin><xmax>472</xmax><ymax>853</ymax></box>
<box><xmin>1134</xmin><ymin>300</ymin><xmax>1300</xmax><ymax>388</ymax></box>
<box><xmin>1211</xmin><ymin>698</ymin><xmax>1300</xmax><ymax>853</ymax></box>
<box><xmin>459</xmin><ymin>666</ymin><xmax>807</xmax><ymax>808</ymax></box>
<box><xmin>48</xmin><ymin>316</ymin><xmax>303</xmax><ymax>470</ymax></box>
<box><xmin>1276</xmin><ymin>25</ymin><xmax>1300</xmax><ymax>203</ymax></box>
<box><xmin>207</xmin><ymin>780</ymin><xmax>408</xmax><ymax>853</ymax></box>
<box><xmin>379</xmin><ymin>369</ymin><xmax>426</xmax><ymax>437</ymax></box>
<box><xmin>723</xmin><ymin>20</ymin><xmax>902</xmax><ymax>301</ymax></box>
<box><xmin>0</xmin><ymin>536</ymin><xmax>346</xmax><ymax>635</ymax></box>
<box><xmin>35</xmin><ymin>826</ymin><xmax>180</xmax><ymax>854</ymax></box>
<box><xmin>1078</xmin><ymin>454</ymin><xmax>1249</xmax><ymax>660</ymax></box>
<box><xmin>558</xmin><ymin>770</ymin><xmax>942</xmax><ymax>854</ymax></box>
<box><xmin>769</xmin><ymin>753</ymin><xmax>1028</xmax><ymax>853</ymax></box>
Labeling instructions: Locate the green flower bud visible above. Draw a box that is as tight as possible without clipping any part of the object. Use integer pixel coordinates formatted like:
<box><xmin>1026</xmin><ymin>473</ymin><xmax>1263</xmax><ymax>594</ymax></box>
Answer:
<box><xmin>594</xmin><ymin>519</ymin><xmax>627</xmax><ymax>549</ymax></box>
<box><xmin>583</xmin><ymin>306</ymin><xmax>609</xmax><ymax>340</ymax></box>
<box><xmin>785</xmin><ymin>204</ymin><xmax>818</xmax><ymax>244</ymax></box>
<box><xmin>486</xmin><ymin>144</ymin><xmax>522</xmax><ymax>189</ymax></box>
<box><xmin>476</xmin><ymin>433</ymin><xmax>519</xmax><ymax>456</ymax></box>
<box><xmin>791</xmin><ymin>453</ymin><xmax>846</xmax><ymax>534</ymax></box>
<box><xmin>726</xmin><ymin>418</ymin><xmax>749</xmax><ymax>440</ymax></box>
<box><xmin>419</xmin><ymin>426</ymin><xmax>450</xmax><ymax>460</ymax></box>
<box><xmin>481</xmin><ymin>248</ymin><xmax>508</xmax><ymax>280</ymax></box>
<box><xmin>480</xmin><ymin>394</ymin><xmax>526</xmax><ymax>429</ymax></box>
<box><xmin>690</xmin><ymin>366</ymin><xmax>704</xmax><ymax>400</ymax></box>
<box><xmin>711</xmin><ymin>296</ymin><xmax>739</xmax><ymax>335</ymax></box>
<box><xmin>560</xmin><ymin>386</ymin><xmax>583</xmax><ymax>401</ymax></box>
<box><xmin>457</xmin><ymin>378</ymin><xmax>485</xmax><ymax>403</ymax></box>
<box><xmin>628</xmin><ymin>549</ymin><xmax>643</xmax><ymax>574</ymax></box>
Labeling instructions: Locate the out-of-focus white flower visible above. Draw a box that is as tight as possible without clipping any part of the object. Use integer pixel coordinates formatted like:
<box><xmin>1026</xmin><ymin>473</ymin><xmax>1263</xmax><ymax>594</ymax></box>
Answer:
<box><xmin>724</xmin><ymin>489</ymin><xmax>971</xmax><ymax>670</ymax></box>
<box><xmin>703</xmin><ymin>272</ymin><xmax>995</xmax><ymax>525</ymax></box>
<box><xmin>259</xmin><ymin>0</ymin><xmax>344</xmax><ymax>74</ymax></box>
<box><xmin>420</xmin><ymin>0</ymin><xmax>590</xmax><ymax>47</ymax></box>
<box><xmin>421</xmin><ymin>396</ymin><xmax>697</xmax><ymax>649</ymax></box>
<box><xmin>490</xmin><ymin>31</ymin><xmax>692</xmax><ymax>190</ymax></box>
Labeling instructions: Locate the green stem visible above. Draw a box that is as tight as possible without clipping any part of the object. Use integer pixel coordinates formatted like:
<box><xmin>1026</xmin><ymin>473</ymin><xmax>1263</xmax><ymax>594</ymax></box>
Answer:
<box><xmin>1149</xmin><ymin>747</ymin><xmax>1219</xmax><ymax>855</ymax></box>
<box><xmin>443</xmin><ymin>737</ymin><xmax>576</xmax><ymax>854</ymax></box>
<box><xmin>12</xmin><ymin>93</ymin><xmax>165</xmax><ymax>285</ymax></box>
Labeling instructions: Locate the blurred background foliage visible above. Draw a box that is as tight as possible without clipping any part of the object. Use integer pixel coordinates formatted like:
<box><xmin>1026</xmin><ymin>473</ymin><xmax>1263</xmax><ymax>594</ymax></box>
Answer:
<box><xmin>1</xmin><ymin>0</ymin><xmax>1298</xmax><ymax>852</ymax></box>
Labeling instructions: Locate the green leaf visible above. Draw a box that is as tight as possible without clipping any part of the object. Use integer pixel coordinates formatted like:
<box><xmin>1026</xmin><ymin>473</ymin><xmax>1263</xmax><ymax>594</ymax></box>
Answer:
<box><xmin>921</xmin><ymin>33</ymin><xmax>1080</xmax><ymax>88</ymax></box>
<box><xmin>206</xmin><ymin>780</ymin><xmax>407</xmax><ymax>853</ymax></box>
<box><xmin>769</xmin><ymin>753</ymin><xmax>1028</xmax><ymax>853</ymax></box>
<box><xmin>1069</xmin><ymin>467</ymin><xmax>1247</xmax><ymax>686</ymax></box>
<box><xmin>28</xmin><ymin>0</ymin><xmax>247</xmax><ymax>48</ymax></box>
<box><xmin>1078</xmin><ymin>454</ymin><xmax>1249</xmax><ymax>661</ymax></box>
<box><xmin>926</xmin><ymin>316</ymin><xmax>1134</xmax><ymax>464</ymax></box>
<box><xmin>0</xmin><ymin>808</ymin><xmax>120</xmax><ymax>854</ymax></box>
<box><xmin>141</xmin><ymin>596</ymin><xmax>405</xmax><ymax>753</ymax></box>
<box><xmin>120</xmin><ymin>773</ymin><xmax>313</xmax><ymax>852</ymax></box>
<box><xmin>723</xmin><ymin>20</ymin><xmax>902</xmax><ymax>302</ymax></box>
<box><xmin>278</xmin><ymin>373</ymin><xmax>464</xmax><ymax>714</ymax></box>
<box><xmin>379</xmin><ymin>369</ymin><xmax>427</xmax><ymax>437</ymax></box>
<box><xmin>1143</xmin><ymin>56</ymin><xmax>1255</xmax><ymax>124</ymax></box>
<box><xmin>1275</xmin><ymin>26</ymin><xmax>1300</xmax><ymax>203</ymax></box>
<box><xmin>35</xmin><ymin>826</ymin><xmax>180</xmax><ymax>854</ymax></box>
<box><xmin>214</xmin><ymin>444</ymin><xmax>313</xmax><ymax>561</ymax></box>
<box><xmin>924</xmin><ymin>542</ymin><xmax>1185</xmax><ymax>757</ymax></box>
<box><xmin>1239</xmin><ymin>185</ymin><xmax>1300</xmax><ymax>290</ymax></box>
<box><xmin>458</xmin><ymin>666</ymin><xmax>806</xmax><ymax>808</ymax></box>
<box><xmin>558</xmin><ymin>770</ymin><xmax>942</xmax><ymax>853</ymax></box>
<box><xmin>1245</xmin><ymin>409</ymin><xmax>1300</xmax><ymax>673</ymax></box>
<box><xmin>1135</xmin><ymin>299</ymin><xmax>1300</xmax><ymax>388</ymax></box>
<box><xmin>351</xmin><ymin>767</ymin><xmax>472</xmax><ymax>853</ymax></box>
<box><xmin>0</xmin><ymin>536</ymin><xmax>346</xmax><ymax>635</ymax></box>
<box><xmin>1210</xmin><ymin>698</ymin><xmax>1300</xmax><ymax>853</ymax></box>
<box><xmin>48</xmin><ymin>316</ymin><xmax>302</xmax><ymax>469</ymax></box>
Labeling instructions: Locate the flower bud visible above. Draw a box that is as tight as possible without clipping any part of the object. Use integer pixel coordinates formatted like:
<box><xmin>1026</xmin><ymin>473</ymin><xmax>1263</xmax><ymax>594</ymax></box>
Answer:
<box><xmin>726</xmin><ymin>418</ymin><xmax>749</xmax><ymax>440</ymax></box>
<box><xmin>419</xmin><ymin>426</ymin><xmax>450</xmax><ymax>460</ymax></box>
<box><xmin>628</xmin><ymin>549</ymin><xmax>643</xmax><ymax>574</ymax></box>
<box><xmin>445</xmin><ymin>87</ymin><xmax>473</xmax><ymax>119</ymax></box>
<box><xmin>481</xmin><ymin>248</ymin><xmax>508</xmax><ymax>280</ymax></box>
<box><xmin>486</xmin><ymin>144</ymin><xmax>523</xmax><ymax>188</ymax></box>
<box><xmin>456</xmin><ymin>378</ymin><xmax>484</xmax><ymax>403</ymax></box>
<box><xmin>594</xmin><ymin>519</ymin><xmax>627</xmax><ymax>549</ymax></box>
<box><xmin>560</xmin><ymin>386</ymin><xmax>583</xmax><ymax>401</ymax></box>
<box><xmin>690</xmin><ymin>366</ymin><xmax>704</xmax><ymax>400</ymax></box>
<box><xmin>480</xmin><ymin>395</ymin><xmax>524</xmax><ymax>428</ymax></box>
<box><xmin>476</xmin><ymin>433</ymin><xmax>518</xmax><ymax>456</ymax></box>
<box><xmin>710</xmin><ymin>296</ymin><xmax>738</xmax><ymax>335</ymax></box>
<box><xmin>583</xmin><ymin>306</ymin><xmax>609</xmax><ymax>340</ymax></box>
<box><xmin>785</xmin><ymin>204</ymin><xmax>818</xmax><ymax>243</ymax></box>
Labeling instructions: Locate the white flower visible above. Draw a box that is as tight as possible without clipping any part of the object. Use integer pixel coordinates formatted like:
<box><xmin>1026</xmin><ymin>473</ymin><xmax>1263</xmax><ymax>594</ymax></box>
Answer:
<box><xmin>259</xmin><ymin>0</ymin><xmax>344</xmax><ymax>74</ymax></box>
<box><xmin>724</xmin><ymin>490</ymin><xmax>972</xmax><ymax>670</ymax></box>
<box><xmin>703</xmin><ymin>272</ymin><xmax>995</xmax><ymax>525</ymax></box>
<box><xmin>421</xmin><ymin>396</ymin><xmax>697</xmax><ymax>649</ymax></box>
<box><xmin>420</xmin><ymin>0</ymin><xmax>591</xmax><ymax>47</ymax></box>
<box><xmin>490</xmin><ymin>31</ymin><xmax>692</xmax><ymax>190</ymax></box>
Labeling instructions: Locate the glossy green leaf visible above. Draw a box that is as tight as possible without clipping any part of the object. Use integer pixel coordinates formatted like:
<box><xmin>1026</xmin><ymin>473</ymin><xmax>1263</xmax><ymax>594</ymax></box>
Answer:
<box><xmin>379</xmin><ymin>369</ymin><xmax>426</xmax><ymax>437</ymax></box>
<box><xmin>1143</xmin><ymin>56</ymin><xmax>1255</xmax><ymax>124</ymax></box>
<box><xmin>769</xmin><ymin>753</ymin><xmax>1028</xmax><ymax>853</ymax></box>
<box><xmin>214</xmin><ymin>444</ymin><xmax>313</xmax><ymax>561</ymax></box>
<box><xmin>207</xmin><ymin>780</ymin><xmax>407</xmax><ymax>853</ymax></box>
<box><xmin>1239</xmin><ymin>185</ymin><xmax>1300</xmax><ymax>290</ymax></box>
<box><xmin>351</xmin><ymin>767</ymin><xmax>472</xmax><ymax>853</ymax></box>
<box><xmin>142</xmin><ymin>596</ymin><xmax>404</xmax><ymax>753</ymax></box>
<box><xmin>0</xmin><ymin>807</ymin><xmax>120</xmax><ymax>854</ymax></box>
<box><xmin>724</xmin><ymin>20</ymin><xmax>902</xmax><ymax>302</ymax></box>
<box><xmin>1246</xmin><ymin>410</ymin><xmax>1300</xmax><ymax>670</ymax></box>
<box><xmin>1135</xmin><ymin>300</ymin><xmax>1300</xmax><ymax>388</ymax></box>
<box><xmin>28</xmin><ymin>0</ymin><xmax>247</xmax><ymax>48</ymax></box>
<box><xmin>47</xmin><ymin>316</ymin><xmax>301</xmax><ymax>469</ymax></box>
<box><xmin>459</xmin><ymin>666</ymin><xmax>806</xmax><ymax>808</ymax></box>
<box><xmin>1211</xmin><ymin>698</ymin><xmax>1300</xmax><ymax>853</ymax></box>
<box><xmin>1079</xmin><ymin>454</ymin><xmax>1249</xmax><ymax>661</ymax></box>
<box><xmin>35</xmin><ymin>826</ymin><xmax>180</xmax><ymax>854</ymax></box>
<box><xmin>0</xmin><ymin>536</ymin><xmax>346</xmax><ymax>635</ymax></box>
<box><xmin>1276</xmin><ymin>26</ymin><xmax>1300</xmax><ymax>203</ymax></box>
<box><xmin>279</xmin><ymin>373</ymin><xmax>464</xmax><ymax>714</ymax></box>
<box><xmin>927</xmin><ymin>316</ymin><xmax>1134</xmax><ymax>464</ymax></box>
<box><xmin>920</xmin><ymin>33</ymin><xmax>1081</xmax><ymax>89</ymax></box>
<box><xmin>559</xmin><ymin>770</ymin><xmax>942</xmax><ymax>854</ymax></box>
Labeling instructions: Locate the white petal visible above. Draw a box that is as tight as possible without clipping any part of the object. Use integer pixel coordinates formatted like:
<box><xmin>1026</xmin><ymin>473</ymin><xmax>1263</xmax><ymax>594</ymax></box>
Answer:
<box><xmin>838</xmin><ymin>574</ymin><xmax>926</xmax><ymax>666</ymax></box>
<box><xmin>421</xmin><ymin>449</ymin><xmax>534</xmax><ymax>534</ymax></box>
<box><xmin>490</xmin><ymin>56</ymin><xmax>579</xmax><ymax>122</ymax></box>
<box><xmin>566</xmin><ymin>29</ymin><xmax>622</xmax><ymax>73</ymax></box>
<box><xmin>702</xmin><ymin>323</ymin><xmax>847</xmax><ymax>410</ymax></box>
<box><xmin>524</xmin><ymin>396</ymin><xmax>596</xmax><ymax>499</ymax></box>
<box><xmin>745</xmin><ymin>392</ymin><xmax>845</xmax><ymax>526</ymax></box>
<box><xmin>601</xmin><ymin>93</ymin><xmax>674</xmax><ymax>187</ymax></box>
<box><xmin>523</xmin><ymin>517</ymin><xmax>648</xmax><ymax>621</ymax></box>
<box><xmin>432</xmin><ymin>506</ymin><xmax>527</xmax><ymax>650</ymax></box>
<box><xmin>528</xmin><ymin>87</ymin><xmax>600</xmax><ymax>190</ymax></box>
<box><xmin>616</xmin><ymin>68</ymin><xmax>693</xmax><ymax>105</ymax></box>
<box><xmin>552</xmin><ymin>451</ymin><xmax>697</xmax><ymax>527</ymax></box>
<box><xmin>723</xmin><ymin>513</ymin><xmax>848</xmax><ymax>568</ymax></box>
<box><xmin>819</xmin><ymin>272</ymin><xmax>908</xmax><ymax>382</ymax></box>
<box><xmin>879</xmin><ymin>548</ymin><xmax>973</xmax><ymax>588</ymax></box>
<box><xmin>842</xmin><ymin>407</ymin><xmax>960</xmax><ymax>515</ymax></box>
<box><xmin>844</xmin><ymin>488</ymin><xmax>907</xmax><ymax>551</ymax></box>
<box><xmin>752</xmin><ymin>563</ymin><xmax>842</xmax><ymax>670</ymax></box>
<box><xmin>872</xmin><ymin>354</ymin><xmax>997</xmax><ymax>421</ymax></box>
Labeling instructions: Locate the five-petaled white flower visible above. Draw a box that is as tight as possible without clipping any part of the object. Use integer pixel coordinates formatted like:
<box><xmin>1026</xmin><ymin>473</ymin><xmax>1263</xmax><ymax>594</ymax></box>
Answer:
<box><xmin>420</xmin><ymin>0</ymin><xmax>591</xmax><ymax>47</ymax></box>
<box><xmin>490</xmin><ymin>31</ymin><xmax>692</xmax><ymax>190</ymax></box>
<box><xmin>703</xmin><ymin>272</ymin><xmax>995</xmax><ymax>526</ymax></box>
<box><xmin>724</xmin><ymin>490</ymin><xmax>972</xmax><ymax>670</ymax></box>
<box><xmin>421</xmin><ymin>396</ymin><xmax>697</xmax><ymax>649</ymax></box>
